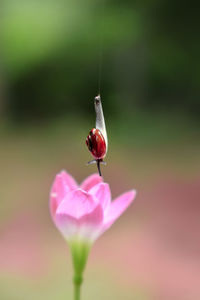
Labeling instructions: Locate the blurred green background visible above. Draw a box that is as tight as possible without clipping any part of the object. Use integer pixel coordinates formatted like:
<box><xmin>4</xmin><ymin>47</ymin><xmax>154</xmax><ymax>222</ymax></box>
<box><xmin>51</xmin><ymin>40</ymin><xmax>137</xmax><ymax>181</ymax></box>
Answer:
<box><xmin>0</xmin><ymin>0</ymin><xmax>200</xmax><ymax>299</ymax></box>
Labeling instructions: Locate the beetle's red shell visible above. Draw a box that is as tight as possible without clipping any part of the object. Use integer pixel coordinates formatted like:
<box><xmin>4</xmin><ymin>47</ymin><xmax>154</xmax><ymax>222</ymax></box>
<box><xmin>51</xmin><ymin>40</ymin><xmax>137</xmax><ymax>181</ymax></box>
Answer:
<box><xmin>86</xmin><ymin>128</ymin><xmax>106</xmax><ymax>159</ymax></box>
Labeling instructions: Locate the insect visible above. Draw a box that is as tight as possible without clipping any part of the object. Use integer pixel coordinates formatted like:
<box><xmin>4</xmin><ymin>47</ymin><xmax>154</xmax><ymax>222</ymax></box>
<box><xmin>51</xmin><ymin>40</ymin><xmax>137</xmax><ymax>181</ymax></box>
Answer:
<box><xmin>86</xmin><ymin>95</ymin><xmax>108</xmax><ymax>176</ymax></box>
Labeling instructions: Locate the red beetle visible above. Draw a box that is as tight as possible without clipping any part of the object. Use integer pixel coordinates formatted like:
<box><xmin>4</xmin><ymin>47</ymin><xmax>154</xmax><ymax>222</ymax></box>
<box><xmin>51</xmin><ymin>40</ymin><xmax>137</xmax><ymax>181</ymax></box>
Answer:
<box><xmin>86</xmin><ymin>128</ymin><xmax>106</xmax><ymax>160</ymax></box>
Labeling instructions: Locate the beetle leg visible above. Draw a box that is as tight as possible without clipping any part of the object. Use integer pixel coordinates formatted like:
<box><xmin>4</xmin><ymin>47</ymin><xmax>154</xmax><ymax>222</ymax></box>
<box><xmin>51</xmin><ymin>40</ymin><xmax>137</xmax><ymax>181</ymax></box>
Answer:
<box><xmin>87</xmin><ymin>160</ymin><xmax>97</xmax><ymax>165</ymax></box>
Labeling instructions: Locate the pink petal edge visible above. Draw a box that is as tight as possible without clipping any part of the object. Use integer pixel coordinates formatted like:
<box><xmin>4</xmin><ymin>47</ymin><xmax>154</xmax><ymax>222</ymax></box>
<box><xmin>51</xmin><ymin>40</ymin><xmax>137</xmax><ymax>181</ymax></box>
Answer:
<box><xmin>59</xmin><ymin>170</ymin><xmax>78</xmax><ymax>189</ymax></box>
<box><xmin>50</xmin><ymin>170</ymin><xmax>78</xmax><ymax>219</ymax></box>
<box><xmin>88</xmin><ymin>182</ymin><xmax>111</xmax><ymax>212</ymax></box>
<box><xmin>80</xmin><ymin>173</ymin><xmax>103</xmax><ymax>191</ymax></box>
<box><xmin>104</xmin><ymin>189</ymin><xmax>137</xmax><ymax>228</ymax></box>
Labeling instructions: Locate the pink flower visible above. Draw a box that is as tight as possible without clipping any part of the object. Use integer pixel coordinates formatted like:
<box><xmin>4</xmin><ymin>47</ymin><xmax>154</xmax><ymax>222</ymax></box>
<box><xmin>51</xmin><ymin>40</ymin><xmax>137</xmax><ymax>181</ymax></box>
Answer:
<box><xmin>50</xmin><ymin>170</ymin><xmax>136</xmax><ymax>244</ymax></box>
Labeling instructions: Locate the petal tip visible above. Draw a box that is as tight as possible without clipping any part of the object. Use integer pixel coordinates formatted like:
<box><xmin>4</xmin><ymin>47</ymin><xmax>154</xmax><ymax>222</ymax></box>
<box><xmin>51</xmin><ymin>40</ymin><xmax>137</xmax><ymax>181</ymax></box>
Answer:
<box><xmin>130</xmin><ymin>189</ymin><xmax>137</xmax><ymax>199</ymax></box>
<box><xmin>80</xmin><ymin>173</ymin><xmax>103</xmax><ymax>191</ymax></box>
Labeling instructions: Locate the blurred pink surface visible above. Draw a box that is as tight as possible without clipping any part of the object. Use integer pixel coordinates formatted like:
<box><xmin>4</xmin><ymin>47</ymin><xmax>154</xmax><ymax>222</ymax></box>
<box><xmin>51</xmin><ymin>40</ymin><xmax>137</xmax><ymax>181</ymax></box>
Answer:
<box><xmin>0</xmin><ymin>170</ymin><xmax>199</xmax><ymax>299</ymax></box>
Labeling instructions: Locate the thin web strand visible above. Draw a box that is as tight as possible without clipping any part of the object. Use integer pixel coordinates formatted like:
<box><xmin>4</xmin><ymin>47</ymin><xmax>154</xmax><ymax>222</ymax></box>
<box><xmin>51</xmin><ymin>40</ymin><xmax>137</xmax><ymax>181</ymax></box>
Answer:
<box><xmin>97</xmin><ymin>0</ymin><xmax>106</xmax><ymax>95</ymax></box>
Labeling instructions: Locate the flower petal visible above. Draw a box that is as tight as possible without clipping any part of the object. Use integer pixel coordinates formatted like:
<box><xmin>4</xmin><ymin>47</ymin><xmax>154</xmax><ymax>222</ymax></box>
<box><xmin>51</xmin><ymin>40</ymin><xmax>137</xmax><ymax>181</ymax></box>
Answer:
<box><xmin>50</xmin><ymin>171</ymin><xmax>78</xmax><ymax>219</ymax></box>
<box><xmin>80</xmin><ymin>173</ymin><xmax>103</xmax><ymax>191</ymax></box>
<box><xmin>89</xmin><ymin>183</ymin><xmax>111</xmax><ymax>212</ymax></box>
<box><xmin>56</xmin><ymin>189</ymin><xmax>97</xmax><ymax>219</ymax></box>
<box><xmin>103</xmin><ymin>190</ymin><xmax>136</xmax><ymax>230</ymax></box>
<box><xmin>55</xmin><ymin>190</ymin><xmax>103</xmax><ymax>242</ymax></box>
<box><xmin>60</xmin><ymin>170</ymin><xmax>78</xmax><ymax>190</ymax></box>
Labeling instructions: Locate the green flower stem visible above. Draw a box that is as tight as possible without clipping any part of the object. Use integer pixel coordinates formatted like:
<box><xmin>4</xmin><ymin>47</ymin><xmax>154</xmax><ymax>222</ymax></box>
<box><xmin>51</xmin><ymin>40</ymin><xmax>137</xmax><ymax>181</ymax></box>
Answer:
<box><xmin>74</xmin><ymin>277</ymin><xmax>82</xmax><ymax>300</ymax></box>
<box><xmin>70</xmin><ymin>240</ymin><xmax>90</xmax><ymax>300</ymax></box>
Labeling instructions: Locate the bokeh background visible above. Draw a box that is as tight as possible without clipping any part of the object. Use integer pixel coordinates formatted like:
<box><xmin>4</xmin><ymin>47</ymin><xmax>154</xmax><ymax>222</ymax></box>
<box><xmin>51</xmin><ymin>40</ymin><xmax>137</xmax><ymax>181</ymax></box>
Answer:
<box><xmin>0</xmin><ymin>1</ymin><xmax>200</xmax><ymax>299</ymax></box>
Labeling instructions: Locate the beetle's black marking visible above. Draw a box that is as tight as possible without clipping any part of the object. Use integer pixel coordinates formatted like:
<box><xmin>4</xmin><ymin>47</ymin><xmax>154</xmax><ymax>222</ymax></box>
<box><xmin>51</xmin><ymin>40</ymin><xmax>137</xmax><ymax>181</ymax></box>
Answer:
<box><xmin>88</xmin><ymin>136</ymin><xmax>93</xmax><ymax>151</ymax></box>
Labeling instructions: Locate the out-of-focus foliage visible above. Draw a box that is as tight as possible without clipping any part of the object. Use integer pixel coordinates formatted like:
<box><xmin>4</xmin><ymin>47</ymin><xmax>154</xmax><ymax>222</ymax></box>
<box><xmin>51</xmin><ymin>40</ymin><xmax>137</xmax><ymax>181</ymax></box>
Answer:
<box><xmin>1</xmin><ymin>0</ymin><xmax>199</xmax><ymax>122</ymax></box>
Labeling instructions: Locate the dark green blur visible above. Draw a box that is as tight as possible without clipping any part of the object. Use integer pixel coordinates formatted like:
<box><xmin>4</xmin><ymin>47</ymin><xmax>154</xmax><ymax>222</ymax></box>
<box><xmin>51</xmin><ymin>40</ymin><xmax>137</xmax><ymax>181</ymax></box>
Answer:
<box><xmin>1</xmin><ymin>0</ymin><xmax>199</xmax><ymax>125</ymax></box>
